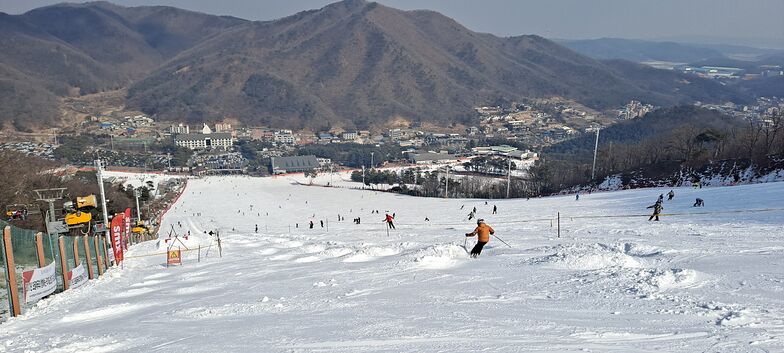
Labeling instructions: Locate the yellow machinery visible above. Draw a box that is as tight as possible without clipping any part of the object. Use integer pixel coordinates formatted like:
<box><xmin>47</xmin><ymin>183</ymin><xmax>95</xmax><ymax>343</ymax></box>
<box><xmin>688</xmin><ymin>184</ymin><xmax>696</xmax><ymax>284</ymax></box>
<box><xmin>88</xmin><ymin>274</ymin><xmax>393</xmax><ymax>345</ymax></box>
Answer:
<box><xmin>74</xmin><ymin>195</ymin><xmax>97</xmax><ymax>209</ymax></box>
<box><xmin>64</xmin><ymin>211</ymin><xmax>92</xmax><ymax>226</ymax></box>
<box><xmin>132</xmin><ymin>221</ymin><xmax>149</xmax><ymax>235</ymax></box>
<box><xmin>63</xmin><ymin>194</ymin><xmax>97</xmax><ymax>226</ymax></box>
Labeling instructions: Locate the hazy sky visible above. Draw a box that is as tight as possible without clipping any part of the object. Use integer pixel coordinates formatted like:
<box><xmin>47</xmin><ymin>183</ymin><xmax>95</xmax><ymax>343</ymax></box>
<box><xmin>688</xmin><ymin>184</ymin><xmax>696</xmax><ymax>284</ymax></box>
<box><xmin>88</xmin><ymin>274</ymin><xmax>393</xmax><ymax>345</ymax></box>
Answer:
<box><xmin>1</xmin><ymin>0</ymin><xmax>782</xmax><ymax>48</ymax></box>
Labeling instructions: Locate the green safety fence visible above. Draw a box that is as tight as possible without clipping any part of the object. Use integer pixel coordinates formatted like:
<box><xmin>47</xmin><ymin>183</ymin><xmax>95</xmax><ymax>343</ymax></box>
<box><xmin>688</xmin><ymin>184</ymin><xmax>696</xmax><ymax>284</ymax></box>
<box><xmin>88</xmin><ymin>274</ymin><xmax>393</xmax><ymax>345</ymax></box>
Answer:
<box><xmin>0</xmin><ymin>220</ymin><xmax>40</xmax><ymax>321</ymax></box>
<box><xmin>0</xmin><ymin>220</ymin><xmax>115</xmax><ymax>321</ymax></box>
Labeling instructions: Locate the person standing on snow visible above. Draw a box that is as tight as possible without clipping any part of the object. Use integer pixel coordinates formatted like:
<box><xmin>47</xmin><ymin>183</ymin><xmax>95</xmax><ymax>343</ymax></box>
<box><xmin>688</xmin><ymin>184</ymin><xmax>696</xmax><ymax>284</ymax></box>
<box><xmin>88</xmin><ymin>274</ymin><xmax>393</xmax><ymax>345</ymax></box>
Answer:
<box><xmin>465</xmin><ymin>219</ymin><xmax>495</xmax><ymax>258</ymax></box>
<box><xmin>492</xmin><ymin>205</ymin><xmax>497</xmax><ymax>214</ymax></box>
<box><xmin>647</xmin><ymin>200</ymin><xmax>663</xmax><ymax>221</ymax></box>
<box><xmin>309</xmin><ymin>220</ymin><xmax>314</xmax><ymax>229</ymax></box>
<box><xmin>667</xmin><ymin>190</ymin><xmax>675</xmax><ymax>201</ymax></box>
<box><xmin>384</xmin><ymin>213</ymin><xmax>395</xmax><ymax>229</ymax></box>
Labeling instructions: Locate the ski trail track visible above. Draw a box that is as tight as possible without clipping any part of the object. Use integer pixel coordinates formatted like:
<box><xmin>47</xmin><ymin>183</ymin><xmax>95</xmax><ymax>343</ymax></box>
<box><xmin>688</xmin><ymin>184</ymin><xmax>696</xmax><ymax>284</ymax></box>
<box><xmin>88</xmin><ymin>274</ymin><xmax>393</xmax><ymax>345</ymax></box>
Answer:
<box><xmin>2</xmin><ymin>176</ymin><xmax>783</xmax><ymax>352</ymax></box>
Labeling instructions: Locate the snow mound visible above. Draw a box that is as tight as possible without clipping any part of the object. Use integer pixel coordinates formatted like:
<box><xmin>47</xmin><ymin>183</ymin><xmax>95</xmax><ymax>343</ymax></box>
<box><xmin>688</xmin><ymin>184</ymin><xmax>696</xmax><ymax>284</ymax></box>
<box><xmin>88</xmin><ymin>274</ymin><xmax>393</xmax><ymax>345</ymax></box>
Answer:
<box><xmin>319</xmin><ymin>247</ymin><xmax>353</xmax><ymax>258</ymax></box>
<box><xmin>527</xmin><ymin>243</ymin><xmax>652</xmax><ymax>270</ymax></box>
<box><xmin>640</xmin><ymin>268</ymin><xmax>699</xmax><ymax>290</ymax></box>
<box><xmin>301</xmin><ymin>244</ymin><xmax>326</xmax><ymax>253</ymax></box>
<box><xmin>343</xmin><ymin>245</ymin><xmax>400</xmax><ymax>263</ymax></box>
<box><xmin>411</xmin><ymin>244</ymin><xmax>468</xmax><ymax>269</ymax></box>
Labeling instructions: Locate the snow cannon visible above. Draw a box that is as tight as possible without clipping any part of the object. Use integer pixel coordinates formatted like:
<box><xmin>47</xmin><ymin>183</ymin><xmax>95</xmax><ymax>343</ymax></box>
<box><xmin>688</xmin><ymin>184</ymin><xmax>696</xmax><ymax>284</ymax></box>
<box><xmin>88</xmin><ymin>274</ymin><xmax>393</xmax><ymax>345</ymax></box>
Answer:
<box><xmin>63</xmin><ymin>194</ymin><xmax>97</xmax><ymax>226</ymax></box>
<box><xmin>64</xmin><ymin>211</ymin><xmax>92</xmax><ymax>226</ymax></box>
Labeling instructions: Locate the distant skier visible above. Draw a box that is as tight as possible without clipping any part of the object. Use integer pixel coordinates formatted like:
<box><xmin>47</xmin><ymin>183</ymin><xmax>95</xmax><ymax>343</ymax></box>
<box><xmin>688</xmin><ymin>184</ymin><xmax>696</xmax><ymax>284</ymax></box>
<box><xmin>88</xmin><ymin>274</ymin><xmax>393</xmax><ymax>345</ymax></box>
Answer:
<box><xmin>424</xmin><ymin>217</ymin><xmax>430</xmax><ymax>222</ymax></box>
<box><xmin>255</xmin><ymin>224</ymin><xmax>258</xmax><ymax>233</ymax></box>
<box><xmin>658</xmin><ymin>194</ymin><xmax>664</xmax><ymax>203</ymax></box>
<box><xmin>575</xmin><ymin>192</ymin><xmax>580</xmax><ymax>201</ymax></box>
<box><xmin>647</xmin><ymin>200</ymin><xmax>663</xmax><ymax>221</ymax></box>
<box><xmin>492</xmin><ymin>205</ymin><xmax>497</xmax><ymax>214</ymax></box>
<box><xmin>460</xmin><ymin>205</ymin><xmax>465</xmax><ymax>210</ymax></box>
<box><xmin>320</xmin><ymin>220</ymin><xmax>324</xmax><ymax>228</ymax></box>
<box><xmin>465</xmin><ymin>219</ymin><xmax>494</xmax><ymax>258</ymax></box>
<box><xmin>667</xmin><ymin>190</ymin><xmax>675</xmax><ymax>201</ymax></box>
<box><xmin>467</xmin><ymin>211</ymin><xmax>475</xmax><ymax>221</ymax></box>
<box><xmin>309</xmin><ymin>221</ymin><xmax>314</xmax><ymax>229</ymax></box>
<box><xmin>472</xmin><ymin>207</ymin><xmax>477</xmax><ymax>214</ymax></box>
<box><xmin>693</xmin><ymin>198</ymin><xmax>704</xmax><ymax>207</ymax></box>
<box><xmin>384</xmin><ymin>213</ymin><xmax>395</xmax><ymax>229</ymax></box>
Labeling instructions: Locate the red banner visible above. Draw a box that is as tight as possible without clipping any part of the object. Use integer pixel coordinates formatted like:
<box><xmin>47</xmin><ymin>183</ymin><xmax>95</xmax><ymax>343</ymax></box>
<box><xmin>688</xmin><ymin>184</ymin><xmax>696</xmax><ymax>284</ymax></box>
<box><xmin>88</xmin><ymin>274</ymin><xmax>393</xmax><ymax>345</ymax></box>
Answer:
<box><xmin>111</xmin><ymin>213</ymin><xmax>124</xmax><ymax>264</ymax></box>
<box><xmin>124</xmin><ymin>208</ymin><xmax>132</xmax><ymax>250</ymax></box>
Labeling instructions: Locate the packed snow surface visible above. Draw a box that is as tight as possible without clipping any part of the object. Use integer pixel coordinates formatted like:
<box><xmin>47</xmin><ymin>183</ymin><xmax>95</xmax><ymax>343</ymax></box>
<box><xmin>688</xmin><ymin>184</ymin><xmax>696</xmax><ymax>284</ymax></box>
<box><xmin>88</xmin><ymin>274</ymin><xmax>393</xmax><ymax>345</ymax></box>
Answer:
<box><xmin>3</xmin><ymin>176</ymin><xmax>784</xmax><ymax>352</ymax></box>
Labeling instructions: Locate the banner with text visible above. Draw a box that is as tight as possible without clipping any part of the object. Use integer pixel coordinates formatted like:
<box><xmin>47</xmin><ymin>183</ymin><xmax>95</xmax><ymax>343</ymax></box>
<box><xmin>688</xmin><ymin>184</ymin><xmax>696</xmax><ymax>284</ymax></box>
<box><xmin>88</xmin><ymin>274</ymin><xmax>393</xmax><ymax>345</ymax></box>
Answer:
<box><xmin>111</xmin><ymin>213</ymin><xmax>125</xmax><ymax>264</ymax></box>
<box><xmin>22</xmin><ymin>262</ymin><xmax>57</xmax><ymax>304</ymax></box>
<box><xmin>124</xmin><ymin>208</ymin><xmax>131</xmax><ymax>249</ymax></box>
<box><xmin>68</xmin><ymin>263</ymin><xmax>88</xmax><ymax>289</ymax></box>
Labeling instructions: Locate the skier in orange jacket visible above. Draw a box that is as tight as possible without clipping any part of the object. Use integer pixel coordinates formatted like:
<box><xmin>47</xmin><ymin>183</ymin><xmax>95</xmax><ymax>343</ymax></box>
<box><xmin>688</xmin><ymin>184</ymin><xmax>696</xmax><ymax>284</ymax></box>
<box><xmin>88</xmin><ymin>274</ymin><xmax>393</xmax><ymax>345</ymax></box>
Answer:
<box><xmin>465</xmin><ymin>219</ymin><xmax>494</xmax><ymax>258</ymax></box>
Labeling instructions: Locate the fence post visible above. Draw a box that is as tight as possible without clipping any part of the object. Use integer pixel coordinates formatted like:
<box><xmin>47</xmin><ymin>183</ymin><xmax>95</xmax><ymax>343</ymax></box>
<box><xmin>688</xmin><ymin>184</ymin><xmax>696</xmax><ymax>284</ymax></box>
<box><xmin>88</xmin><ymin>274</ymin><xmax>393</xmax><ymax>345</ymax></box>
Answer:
<box><xmin>557</xmin><ymin>212</ymin><xmax>561</xmax><ymax>238</ymax></box>
<box><xmin>35</xmin><ymin>232</ymin><xmax>45</xmax><ymax>268</ymax></box>
<box><xmin>94</xmin><ymin>235</ymin><xmax>104</xmax><ymax>276</ymax></box>
<box><xmin>2</xmin><ymin>226</ymin><xmax>21</xmax><ymax>317</ymax></box>
<box><xmin>101</xmin><ymin>234</ymin><xmax>110</xmax><ymax>268</ymax></box>
<box><xmin>58</xmin><ymin>236</ymin><xmax>69</xmax><ymax>290</ymax></box>
<box><xmin>83</xmin><ymin>236</ymin><xmax>94</xmax><ymax>279</ymax></box>
<box><xmin>72</xmin><ymin>236</ymin><xmax>80</xmax><ymax>267</ymax></box>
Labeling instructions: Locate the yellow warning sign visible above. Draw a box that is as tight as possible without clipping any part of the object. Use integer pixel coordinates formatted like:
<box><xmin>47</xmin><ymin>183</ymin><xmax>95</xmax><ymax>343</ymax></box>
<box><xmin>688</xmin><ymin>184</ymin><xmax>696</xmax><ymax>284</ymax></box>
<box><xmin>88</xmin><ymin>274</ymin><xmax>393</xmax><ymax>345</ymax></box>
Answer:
<box><xmin>167</xmin><ymin>249</ymin><xmax>181</xmax><ymax>266</ymax></box>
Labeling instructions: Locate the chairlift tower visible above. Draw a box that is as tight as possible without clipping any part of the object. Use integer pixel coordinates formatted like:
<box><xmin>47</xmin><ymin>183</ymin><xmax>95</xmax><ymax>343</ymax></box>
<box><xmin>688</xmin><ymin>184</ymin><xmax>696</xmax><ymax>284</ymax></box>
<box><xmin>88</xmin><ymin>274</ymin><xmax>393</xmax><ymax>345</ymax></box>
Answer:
<box><xmin>33</xmin><ymin>188</ymin><xmax>68</xmax><ymax>234</ymax></box>
<box><xmin>33</xmin><ymin>188</ymin><xmax>67</xmax><ymax>260</ymax></box>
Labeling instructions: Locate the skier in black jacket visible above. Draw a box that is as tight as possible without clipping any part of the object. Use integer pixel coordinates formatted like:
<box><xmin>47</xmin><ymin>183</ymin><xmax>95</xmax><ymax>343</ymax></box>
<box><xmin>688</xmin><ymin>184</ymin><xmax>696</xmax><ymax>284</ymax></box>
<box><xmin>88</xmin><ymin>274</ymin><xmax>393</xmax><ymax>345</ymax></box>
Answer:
<box><xmin>647</xmin><ymin>200</ymin><xmax>663</xmax><ymax>221</ymax></box>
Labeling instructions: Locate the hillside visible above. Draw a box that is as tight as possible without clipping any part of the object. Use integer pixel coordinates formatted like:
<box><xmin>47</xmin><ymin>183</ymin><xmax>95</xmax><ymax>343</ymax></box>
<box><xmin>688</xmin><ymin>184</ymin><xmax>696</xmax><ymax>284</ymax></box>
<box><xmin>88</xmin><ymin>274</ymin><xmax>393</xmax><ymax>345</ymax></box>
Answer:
<box><xmin>557</xmin><ymin>38</ymin><xmax>726</xmax><ymax>63</ymax></box>
<box><xmin>544</xmin><ymin>106</ymin><xmax>743</xmax><ymax>157</ymax></box>
<box><xmin>0</xmin><ymin>2</ymin><xmax>246</xmax><ymax>129</ymax></box>
<box><xmin>2</xmin><ymin>174</ymin><xmax>783</xmax><ymax>351</ymax></box>
<box><xmin>127</xmin><ymin>0</ymin><xmax>745</xmax><ymax>129</ymax></box>
<box><xmin>0</xmin><ymin>0</ymin><xmax>752</xmax><ymax>130</ymax></box>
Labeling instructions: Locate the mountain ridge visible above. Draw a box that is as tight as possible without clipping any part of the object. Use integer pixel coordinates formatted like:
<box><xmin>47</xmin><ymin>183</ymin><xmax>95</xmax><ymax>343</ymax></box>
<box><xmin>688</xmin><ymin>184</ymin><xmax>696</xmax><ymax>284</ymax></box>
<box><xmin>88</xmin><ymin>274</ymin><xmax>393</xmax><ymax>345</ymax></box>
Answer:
<box><xmin>0</xmin><ymin>0</ymin><xmax>753</xmax><ymax>130</ymax></box>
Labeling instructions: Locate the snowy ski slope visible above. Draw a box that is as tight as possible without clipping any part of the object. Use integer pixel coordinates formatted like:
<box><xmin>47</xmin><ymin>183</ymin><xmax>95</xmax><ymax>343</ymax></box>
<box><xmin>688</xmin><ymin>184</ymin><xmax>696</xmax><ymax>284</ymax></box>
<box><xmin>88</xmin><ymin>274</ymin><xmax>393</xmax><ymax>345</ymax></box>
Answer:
<box><xmin>3</xmin><ymin>176</ymin><xmax>783</xmax><ymax>352</ymax></box>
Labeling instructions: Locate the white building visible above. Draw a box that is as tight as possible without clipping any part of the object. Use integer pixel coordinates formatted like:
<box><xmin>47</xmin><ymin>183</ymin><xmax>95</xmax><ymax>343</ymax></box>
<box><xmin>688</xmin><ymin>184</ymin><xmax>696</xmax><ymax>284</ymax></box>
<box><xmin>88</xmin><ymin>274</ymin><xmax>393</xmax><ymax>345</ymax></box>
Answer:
<box><xmin>341</xmin><ymin>131</ymin><xmax>358</xmax><ymax>141</ymax></box>
<box><xmin>174</xmin><ymin>124</ymin><xmax>233</xmax><ymax>150</ymax></box>
<box><xmin>274</xmin><ymin>130</ymin><xmax>296</xmax><ymax>144</ymax></box>
<box><xmin>169</xmin><ymin>123</ymin><xmax>190</xmax><ymax>134</ymax></box>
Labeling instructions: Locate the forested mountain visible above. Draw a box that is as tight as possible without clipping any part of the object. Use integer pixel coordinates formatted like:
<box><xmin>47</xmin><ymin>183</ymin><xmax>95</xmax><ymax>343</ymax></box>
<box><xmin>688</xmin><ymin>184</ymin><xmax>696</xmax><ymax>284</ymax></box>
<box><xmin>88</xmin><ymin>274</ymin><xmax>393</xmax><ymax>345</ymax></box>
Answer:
<box><xmin>557</xmin><ymin>38</ymin><xmax>726</xmax><ymax>63</ymax></box>
<box><xmin>0</xmin><ymin>2</ymin><xmax>246</xmax><ymax>129</ymax></box>
<box><xmin>0</xmin><ymin>0</ymin><xmax>754</xmax><ymax>130</ymax></box>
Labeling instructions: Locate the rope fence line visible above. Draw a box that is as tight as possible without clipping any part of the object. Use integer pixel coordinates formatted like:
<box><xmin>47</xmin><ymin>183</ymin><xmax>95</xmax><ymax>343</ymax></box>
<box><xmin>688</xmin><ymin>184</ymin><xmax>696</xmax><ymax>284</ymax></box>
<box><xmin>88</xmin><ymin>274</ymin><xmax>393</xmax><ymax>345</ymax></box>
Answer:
<box><xmin>222</xmin><ymin>208</ymin><xmax>784</xmax><ymax>232</ymax></box>
<box><xmin>123</xmin><ymin>246</ymin><xmax>206</xmax><ymax>260</ymax></box>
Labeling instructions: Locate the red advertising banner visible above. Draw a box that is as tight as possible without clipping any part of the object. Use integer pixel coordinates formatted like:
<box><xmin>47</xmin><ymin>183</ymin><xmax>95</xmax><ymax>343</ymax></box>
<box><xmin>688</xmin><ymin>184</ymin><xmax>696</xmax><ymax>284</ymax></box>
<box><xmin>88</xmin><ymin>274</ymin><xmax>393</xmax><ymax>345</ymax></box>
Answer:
<box><xmin>123</xmin><ymin>208</ymin><xmax>131</xmax><ymax>250</ymax></box>
<box><xmin>111</xmin><ymin>213</ymin><xmax>124</xmax><ymax>264</ymax></box>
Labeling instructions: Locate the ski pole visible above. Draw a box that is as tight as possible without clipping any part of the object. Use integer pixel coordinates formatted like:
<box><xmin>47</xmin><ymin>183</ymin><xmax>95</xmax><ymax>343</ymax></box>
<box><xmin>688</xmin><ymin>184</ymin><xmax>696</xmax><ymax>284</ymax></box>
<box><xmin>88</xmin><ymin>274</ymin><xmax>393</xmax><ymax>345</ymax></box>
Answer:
<box><xmin>492</xmin><ymin>234</ymin><xmax>512</xmax><ymax>248</ymax></box>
